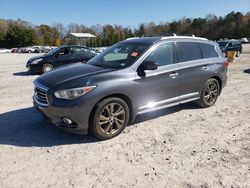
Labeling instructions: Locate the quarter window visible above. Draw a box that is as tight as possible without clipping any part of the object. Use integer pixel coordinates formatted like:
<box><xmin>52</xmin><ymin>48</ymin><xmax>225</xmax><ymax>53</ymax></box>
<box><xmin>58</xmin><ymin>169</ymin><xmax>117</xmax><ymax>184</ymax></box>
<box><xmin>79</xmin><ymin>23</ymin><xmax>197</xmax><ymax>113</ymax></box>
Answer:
<box><xmin>199</xmin><ymin>43</ymin><xmax>218</xmax><ymax>58</ymax></box>
<box><xmin>144</xmin><ymin>43</ymin><xmax>174</xmax><ymax>67</ymax></box>
<box><xmin>176</xmin><ymin>42</ymin><xmax>202</xmax><ymax>62</ymax></box>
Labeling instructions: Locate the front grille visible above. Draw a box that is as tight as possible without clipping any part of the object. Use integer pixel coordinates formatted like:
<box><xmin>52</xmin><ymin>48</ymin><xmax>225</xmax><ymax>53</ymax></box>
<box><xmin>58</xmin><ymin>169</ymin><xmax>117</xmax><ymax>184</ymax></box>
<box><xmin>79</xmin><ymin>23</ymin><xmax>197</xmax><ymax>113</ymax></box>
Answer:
<box><xmin>34</xmin><ymin>84</ymin><xmax>48</xmax><ymax>106</ymax></box>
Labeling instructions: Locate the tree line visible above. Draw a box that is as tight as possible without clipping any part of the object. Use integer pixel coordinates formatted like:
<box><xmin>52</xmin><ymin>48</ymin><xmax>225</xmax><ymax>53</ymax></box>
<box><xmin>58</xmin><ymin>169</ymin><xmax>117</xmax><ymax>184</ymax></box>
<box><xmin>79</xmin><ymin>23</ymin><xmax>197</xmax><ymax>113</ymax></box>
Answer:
<box><xmin>0</xmin><ymin>11</ymin><xmax>250</xmax><ymax>48</ymax></box>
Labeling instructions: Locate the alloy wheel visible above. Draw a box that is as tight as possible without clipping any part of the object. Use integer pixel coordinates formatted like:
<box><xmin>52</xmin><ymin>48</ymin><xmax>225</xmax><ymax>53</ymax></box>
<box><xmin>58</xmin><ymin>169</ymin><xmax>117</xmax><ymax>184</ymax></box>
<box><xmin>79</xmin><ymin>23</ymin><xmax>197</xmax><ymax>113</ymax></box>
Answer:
<box><xmin>98</xmin><ymin>102</ymin><xmax>126</xmax><ymax>135</ymax></box>
<box><xmin>42</xmin><ymin>64</ymin><xmax>53</xmax><ymax>73</ymax></box>
<box><xmin>203</xmin><ymin>81</ymin><xmax>218</xmax><ymax>105</ymax></box>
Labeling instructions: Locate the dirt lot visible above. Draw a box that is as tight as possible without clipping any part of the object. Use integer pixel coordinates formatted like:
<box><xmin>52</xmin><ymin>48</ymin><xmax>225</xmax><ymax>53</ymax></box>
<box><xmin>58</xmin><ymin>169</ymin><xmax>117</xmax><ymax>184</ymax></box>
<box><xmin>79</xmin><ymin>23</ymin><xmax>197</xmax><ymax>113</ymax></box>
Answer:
<box><xmin>0</xmin><ymin>52</ymin><xmax>250</xmax><ymax>188</ymax></box>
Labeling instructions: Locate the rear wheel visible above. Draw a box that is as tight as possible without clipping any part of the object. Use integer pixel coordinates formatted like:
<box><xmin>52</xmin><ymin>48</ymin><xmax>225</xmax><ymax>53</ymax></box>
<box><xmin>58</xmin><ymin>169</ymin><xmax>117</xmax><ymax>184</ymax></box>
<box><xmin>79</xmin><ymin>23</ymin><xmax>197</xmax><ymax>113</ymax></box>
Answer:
<box><xmin>197</xmin><ymin>78</ymin><xmax>220</xmax><ymax>108</ymax></box>
<box><xmin>42</xmin><ymin>63</ymin><xmax>54</xmax><ymax>73</ymax></box>
<box><xmin>89</xmin><ymin>97</ymin><xmax>130</xmax><ymax>140</ymax></box>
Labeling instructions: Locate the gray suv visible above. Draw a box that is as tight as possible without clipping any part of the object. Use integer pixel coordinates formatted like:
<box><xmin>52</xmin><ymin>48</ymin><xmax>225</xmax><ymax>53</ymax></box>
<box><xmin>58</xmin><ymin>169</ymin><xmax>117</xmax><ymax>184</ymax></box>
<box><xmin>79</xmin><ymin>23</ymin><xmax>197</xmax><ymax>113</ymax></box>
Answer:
<box><xmin>33</xmin><ymin>36</ymin><xmax>228</xmax><ymax>140</ymax></box>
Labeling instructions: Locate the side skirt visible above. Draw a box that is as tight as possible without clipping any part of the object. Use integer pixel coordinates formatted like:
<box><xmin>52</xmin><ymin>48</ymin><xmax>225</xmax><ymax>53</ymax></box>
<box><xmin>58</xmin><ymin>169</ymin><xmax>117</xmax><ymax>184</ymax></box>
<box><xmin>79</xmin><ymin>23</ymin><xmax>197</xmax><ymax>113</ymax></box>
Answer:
<box><xmin>137</xmin><ymin>93</ymin><xmax>200</xmax><ymax>115</ymax></box>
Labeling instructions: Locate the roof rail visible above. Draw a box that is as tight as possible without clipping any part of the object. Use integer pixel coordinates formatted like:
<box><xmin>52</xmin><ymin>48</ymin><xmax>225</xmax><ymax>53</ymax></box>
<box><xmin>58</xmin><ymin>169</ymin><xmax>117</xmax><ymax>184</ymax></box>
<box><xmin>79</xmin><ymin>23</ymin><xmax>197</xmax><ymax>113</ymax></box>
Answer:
<box><xmin>159</xmin><ymin>33</ymin><xmax>177</xmax><ymax>37</ymax></box>
<box><xmin>161</xmin><ymin>34</ymin><xmax>208</xmax><ymax>41</ymax></box>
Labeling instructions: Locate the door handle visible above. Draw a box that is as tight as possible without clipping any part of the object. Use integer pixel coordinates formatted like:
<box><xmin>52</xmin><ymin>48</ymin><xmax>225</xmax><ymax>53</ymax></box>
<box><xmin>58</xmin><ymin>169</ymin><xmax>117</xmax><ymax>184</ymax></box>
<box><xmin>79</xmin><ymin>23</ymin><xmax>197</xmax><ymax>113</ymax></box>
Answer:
<box><xmin>202</xmin><ymin>66</ymin><xmax>209</xmax><ymax>70</ymax></box>
<box><xmin>169</xmin><ymin>72</ymin><xmax>179</xmax><ymax>78</ymax></box>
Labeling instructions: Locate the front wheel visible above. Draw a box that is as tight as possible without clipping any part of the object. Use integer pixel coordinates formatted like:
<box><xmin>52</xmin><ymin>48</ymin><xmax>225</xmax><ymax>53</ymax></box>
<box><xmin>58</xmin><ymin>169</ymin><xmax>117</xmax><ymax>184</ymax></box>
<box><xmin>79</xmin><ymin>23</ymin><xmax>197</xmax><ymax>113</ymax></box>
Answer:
<box><xmin>89</xmin><ymin>97</ymin><xmax>130</xmax><ymax>140</ymax></box>
<box><xmin>197</xmin><ymin>78</ymin><xmax>220</xmax><ymax>108</ymax></box>
<box><xmin>42</xmin><ymin>63</ymin><xmax>54</xmax><ymax>74</ymax></box>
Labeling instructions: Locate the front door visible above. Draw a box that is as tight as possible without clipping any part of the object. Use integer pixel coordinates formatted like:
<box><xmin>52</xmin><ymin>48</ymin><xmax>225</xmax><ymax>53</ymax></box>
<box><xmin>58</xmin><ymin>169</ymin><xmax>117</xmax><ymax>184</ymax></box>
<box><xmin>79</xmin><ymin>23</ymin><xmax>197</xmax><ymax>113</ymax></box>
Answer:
<box><xmin>54</xmin><ymin>47</ymin><xmax>75</xmax><ymax>67</ymax></box>
<box><xmin>135</xmin><ymin>42</ymin><xmax>181</xmax><ymax>114</ymax></box>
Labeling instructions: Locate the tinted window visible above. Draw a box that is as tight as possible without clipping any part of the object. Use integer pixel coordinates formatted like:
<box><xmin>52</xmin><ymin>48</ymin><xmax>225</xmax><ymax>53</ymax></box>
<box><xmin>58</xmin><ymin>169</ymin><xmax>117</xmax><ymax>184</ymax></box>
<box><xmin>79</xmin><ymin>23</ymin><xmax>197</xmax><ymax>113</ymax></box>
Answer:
<box><xmin>144</xmin><ymin>43</ymin><xmax>173</xmax><ymax>67</ymax></box>
<box><xmin>176</xmin><ymin>42</ymin><xmax>202</xmax><ymax>62</ymax></box>
<box><xmin>58</xmin><ymin>47</ymin><xmax>73</xmax><ymax>56</ymax></box>
<box><xmin>218</xmin><ymin>42</ymin><xmax>228</xmax><ymax>48</ymax></box>
<box><xmin>232</xmin><ymin>41</ymin><xmax>241</xmax><ymax>46</ymax></box>
<box><xmin>199</xmin><ymin>43</ymin><xmax>218</xmax><ymax>58</ymax></box>
<box><xmin>74</xmin><ymin>47</ymin><xmax>86</xmax><ymax>54</ymax></box>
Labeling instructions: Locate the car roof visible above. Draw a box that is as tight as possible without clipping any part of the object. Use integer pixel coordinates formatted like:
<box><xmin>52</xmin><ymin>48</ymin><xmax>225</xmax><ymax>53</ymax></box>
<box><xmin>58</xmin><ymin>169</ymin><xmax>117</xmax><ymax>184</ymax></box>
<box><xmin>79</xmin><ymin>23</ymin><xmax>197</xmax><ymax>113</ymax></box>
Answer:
<box><xmin>60</xmin><ymin>45</ymin><xmax>88</xmax><ymax>48</ymax></box>
<box><xmin>219</xmin><ymin>39</ymin><xmax>241</xmax><ymax>43</ymax></box>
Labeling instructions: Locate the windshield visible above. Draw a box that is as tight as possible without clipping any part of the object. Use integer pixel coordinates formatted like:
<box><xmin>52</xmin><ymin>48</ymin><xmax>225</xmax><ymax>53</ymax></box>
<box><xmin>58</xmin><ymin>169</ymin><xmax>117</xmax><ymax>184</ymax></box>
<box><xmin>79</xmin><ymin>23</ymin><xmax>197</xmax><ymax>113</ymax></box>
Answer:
<box><xmin>218</xmin><ymin>42</ymin><xmax>228</xmax><ymax>48</ymax></box>
<box><xmin>47</xmin><ymin>47</ymin><xmax>60</xmax><ymax>55</ymax></box>
<box><xmin>87</xmin><ymin>42</ymin><xmax>150</xmax><ymax>69</ymax></box>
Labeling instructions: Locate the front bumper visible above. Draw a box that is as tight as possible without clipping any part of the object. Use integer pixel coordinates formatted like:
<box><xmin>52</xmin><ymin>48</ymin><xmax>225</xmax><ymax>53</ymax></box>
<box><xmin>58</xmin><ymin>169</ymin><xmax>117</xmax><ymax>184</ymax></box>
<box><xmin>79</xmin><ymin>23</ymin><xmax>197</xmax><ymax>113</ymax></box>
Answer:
<box><xmin>26</xmin><ymin>63</ymin><xmax>41</xmax><ymax>74</ymax></box>
<box><xmin>33</xmin><ymin>95</ymin><xmax>92</xmax><ymax>135</ymax></box>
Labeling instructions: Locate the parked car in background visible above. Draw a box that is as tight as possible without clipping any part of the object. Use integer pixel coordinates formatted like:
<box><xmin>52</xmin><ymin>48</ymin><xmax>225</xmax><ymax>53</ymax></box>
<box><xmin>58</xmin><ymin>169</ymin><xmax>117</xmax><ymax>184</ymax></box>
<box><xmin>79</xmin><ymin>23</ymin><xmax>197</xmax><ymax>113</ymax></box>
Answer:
<box><xmin>240</xmin><ymin>38</ymin><xmax>249</xmax><ymax>43</ymax></box>
<box><xmin>89</xmin><ymin>47</ymin><xmax>108</xmax><ymax>53</ymax></box>
<box><xmin>18</xmin><ymin>47</ymin><xmax>26</xmax><ymax>53</ymax></box>
<box><xmin>96</xmin><ymin>47</ymin><xmax>108</xmax><ymax>53</ymax></box>
<box><xmin>32</xmin><ymin>46</ymin><xmax>43</xmax><ymax>53</ymax></box>
<box><xmin>33</xmin><ymin>36</ymin><xmax>227</xmax><ymax>140</ymax></box>
<box><xmin>22</xmin><ymin>46</ymin><xmax>36</xmax><ymax>53</ymax></box>
<box><xmin>41</xmin><ymin>46</ymin><xmax>53</xmax><ymax>53</ymax></box>
<box><xmin>218</xmin><ymin>40</ymin><xmax>242</xmax><ymax>57</ymax></box>
<box><xmin>11</xmin><ymin>48</ymin><xmax>19</xmax><ymax>53</ymax></box>
<box><xmin>26</xmin><ymin>45</ymin><xmax>97</xmax><ymax>74</ymax></box>
<box><xmin>0</xmin><ymin>48</ymin><xmax>11</xmax><ymax>53</ymax></box>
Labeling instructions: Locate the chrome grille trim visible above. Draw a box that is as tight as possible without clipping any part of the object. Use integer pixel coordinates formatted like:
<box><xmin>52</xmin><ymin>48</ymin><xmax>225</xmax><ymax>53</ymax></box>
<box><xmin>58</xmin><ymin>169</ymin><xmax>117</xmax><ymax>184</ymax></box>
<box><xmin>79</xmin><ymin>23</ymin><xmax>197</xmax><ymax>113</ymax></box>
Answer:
<box><xmin>33</xmin><ymin>81</ymin><xmax>49</xmax><ymax>107</ymax></box>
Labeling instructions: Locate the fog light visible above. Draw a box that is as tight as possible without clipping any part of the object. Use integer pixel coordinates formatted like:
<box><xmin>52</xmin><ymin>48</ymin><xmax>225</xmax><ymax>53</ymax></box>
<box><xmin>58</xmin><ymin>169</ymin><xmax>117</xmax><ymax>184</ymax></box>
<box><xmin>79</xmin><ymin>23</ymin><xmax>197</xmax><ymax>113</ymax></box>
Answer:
<box><xmin>62</xmin><ymin>117</ymin><xmax>73</xmax><ymax>125</ymax></box>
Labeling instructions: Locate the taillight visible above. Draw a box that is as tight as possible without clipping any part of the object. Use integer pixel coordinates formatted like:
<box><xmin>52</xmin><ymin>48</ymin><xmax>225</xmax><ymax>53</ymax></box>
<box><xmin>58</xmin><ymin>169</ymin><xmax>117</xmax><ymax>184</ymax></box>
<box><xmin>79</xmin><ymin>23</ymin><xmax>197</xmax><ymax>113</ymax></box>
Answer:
<box><xmin>224</xmin><ymin>61</ymin><xmax>229</xmax><ymax>67</ymax></box>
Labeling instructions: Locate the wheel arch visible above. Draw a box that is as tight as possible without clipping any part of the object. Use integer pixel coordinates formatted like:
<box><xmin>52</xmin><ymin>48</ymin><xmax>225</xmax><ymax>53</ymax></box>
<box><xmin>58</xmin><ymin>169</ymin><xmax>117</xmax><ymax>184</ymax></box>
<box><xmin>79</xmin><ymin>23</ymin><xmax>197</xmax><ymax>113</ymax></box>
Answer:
<box><xmin>89</xmin><ymin>93</ymin><xmax>136</xmax><ymax>127</ymax></box>
<box><xmin>210</xmin><ymin>76</ymin><xmax>222</xmax><ymax>95</ymax></box>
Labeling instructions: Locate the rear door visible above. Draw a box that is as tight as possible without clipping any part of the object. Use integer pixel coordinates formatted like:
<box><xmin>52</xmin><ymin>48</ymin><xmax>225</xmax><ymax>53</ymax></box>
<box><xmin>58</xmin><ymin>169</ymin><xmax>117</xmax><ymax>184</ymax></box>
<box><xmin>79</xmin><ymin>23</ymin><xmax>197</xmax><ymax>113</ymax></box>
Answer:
<box><xmin>175</xmin><ymin>41</ymin><xmax>217</xmax><ymax>100</ymax></box>
<box><xmin>73</xmin><ymin>47</ymin><xmax>91</xmax><ymax>63</ymax></box>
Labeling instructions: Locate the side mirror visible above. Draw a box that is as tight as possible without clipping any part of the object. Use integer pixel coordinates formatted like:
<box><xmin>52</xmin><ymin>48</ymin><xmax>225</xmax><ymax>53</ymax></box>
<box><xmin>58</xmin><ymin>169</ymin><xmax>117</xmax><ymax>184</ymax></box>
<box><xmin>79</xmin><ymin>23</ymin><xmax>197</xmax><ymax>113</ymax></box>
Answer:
<box><xmin>139</xmin><ymin>60</ymin><xmax>158</xmax><ymax>71</ymax></box>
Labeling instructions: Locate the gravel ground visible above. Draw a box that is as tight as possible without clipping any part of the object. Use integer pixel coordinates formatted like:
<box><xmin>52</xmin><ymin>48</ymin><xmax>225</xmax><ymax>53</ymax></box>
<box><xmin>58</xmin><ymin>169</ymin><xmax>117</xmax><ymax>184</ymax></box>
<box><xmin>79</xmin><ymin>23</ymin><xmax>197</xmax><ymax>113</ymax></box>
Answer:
<box><xmin>0</xmin><ymin>53</ymin><xmax>250</xmax><ymax>188</ymax></box>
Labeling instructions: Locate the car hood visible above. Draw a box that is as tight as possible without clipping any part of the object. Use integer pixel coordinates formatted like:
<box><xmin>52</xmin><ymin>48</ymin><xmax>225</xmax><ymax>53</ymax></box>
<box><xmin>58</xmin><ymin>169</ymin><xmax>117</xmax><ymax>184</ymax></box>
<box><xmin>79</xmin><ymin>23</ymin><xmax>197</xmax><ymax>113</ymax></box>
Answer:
<box><xmin>37</xmin><ymin>63</ymin><xmax>113</xmax><ymax>87</ymax></box>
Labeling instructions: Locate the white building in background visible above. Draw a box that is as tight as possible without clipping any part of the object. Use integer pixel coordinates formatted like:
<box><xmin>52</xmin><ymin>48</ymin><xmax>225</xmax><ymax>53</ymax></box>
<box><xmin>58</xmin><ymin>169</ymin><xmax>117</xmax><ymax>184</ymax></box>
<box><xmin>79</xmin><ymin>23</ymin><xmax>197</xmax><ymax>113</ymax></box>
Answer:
<box><xmin>64</xmin><ymin>33</ymin><xmax>96</xmax><ymax>46</ymax></box>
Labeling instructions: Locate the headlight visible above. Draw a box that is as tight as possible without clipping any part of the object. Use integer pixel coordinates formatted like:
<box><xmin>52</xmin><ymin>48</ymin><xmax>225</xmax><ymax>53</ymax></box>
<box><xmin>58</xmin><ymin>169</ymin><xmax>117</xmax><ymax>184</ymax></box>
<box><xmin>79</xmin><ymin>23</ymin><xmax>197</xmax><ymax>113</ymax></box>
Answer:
<box><xmin>54</xmin><ymin>86</ymin><xmax>96</xmax><ymax>99</ymax></box>
<box><xmin>31</xmin><ymin>58</ymin><xmax>43</xmax><ymax>64</ymax></box>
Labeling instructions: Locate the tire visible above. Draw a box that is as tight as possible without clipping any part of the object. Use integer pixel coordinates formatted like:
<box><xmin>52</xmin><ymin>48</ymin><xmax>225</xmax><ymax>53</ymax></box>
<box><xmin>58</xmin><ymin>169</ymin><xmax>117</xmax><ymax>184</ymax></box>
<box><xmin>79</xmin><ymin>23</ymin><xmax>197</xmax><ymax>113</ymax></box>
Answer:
<box><xmin>236</xmin><ymin>51</ymin><xmax>240</xmax><ymax>57</ymax></box>
<box><xmin>197</xmin><ymin>78</ymin><xmax>220</xmax><ymax>108</ymax></box>
<box><xmin>42</xmin><ymin>63</ymin><xmax>54</xmax><ymax>73</ymax></box>
<box><xmin>89</xmin><ymin>97</ymin><xmax>130</xmax><ymax>140</ymax></box>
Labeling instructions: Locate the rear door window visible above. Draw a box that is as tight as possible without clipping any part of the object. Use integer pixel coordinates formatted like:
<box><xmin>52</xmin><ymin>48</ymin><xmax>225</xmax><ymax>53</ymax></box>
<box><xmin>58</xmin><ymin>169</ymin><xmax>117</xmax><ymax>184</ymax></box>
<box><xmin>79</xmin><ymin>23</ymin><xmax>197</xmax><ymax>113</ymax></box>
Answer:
<box><xmin>74</xmin><ymin>47</ymin><xmax>86</xmax><ymax>54</ymax></box>
<box><xmin>176</xmin><ymin>42</ymin><xmax>202</xmax><ymax>62</ymax></box>
<box><xmin>199</xmin><ymin>43</ymin><xmax>218</xmax><ymax>58</ymax></box>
